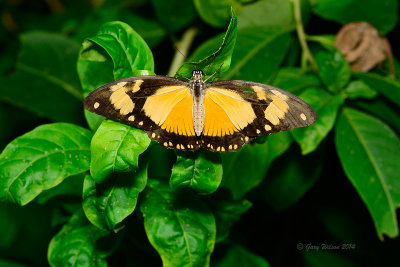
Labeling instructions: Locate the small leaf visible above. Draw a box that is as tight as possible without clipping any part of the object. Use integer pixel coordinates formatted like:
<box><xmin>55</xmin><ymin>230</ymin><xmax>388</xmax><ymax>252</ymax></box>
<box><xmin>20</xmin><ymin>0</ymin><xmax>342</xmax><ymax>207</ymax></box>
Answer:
<box><xmin>0</xmin><ymin>32</ymin><xmax>84</xmax><ymax>123</ymax></box>
<box><xmin>83</xmin><ymin>165</ymin><xmax>147</xmax><ymax>231</ymax></box>
<box><xmin>177</xmin><ymin>8</ymin><xmax>237</xmax><ymax>80</ymax></box>
<box><xmin>344</xmin><ymin>80</ymin><xmax>377</xmax><ymax>100</ymax></box>
<box><xmin>310</xmin><ymin>0</ymin><xmax>398</xmax><ymax>34</ymax></box>
<box><xmin>315</xmin><ymin>50</ymin><xmax>351</xmax><ymax>92</ymax></box>
<box><xmin>354</xmin><ymin>72</ymin><xmax>400</xmax><ymax>107</ymax></box>
<box><xmin>47</xmin><ymin>211</ymin><xmax>109</xmax><ymax>267</ymax></box>
<box><xmin>170</xmin><ymin>150</ymin><xmax>223</xmax><ymax>195</ymax></box>
<box><xmin>335</xmin><ymin>108</ymin><xmax>400</xmax><ymax>239</ymax></box>
<box><xmin>0</xmin><ymin>123</ymin><xmax>91</xmax><ymax>205</ymax></box>
<box><xmin>87</xmin><ymin>21</ymin><xmax>154</xmax><ymax>80</ymax></box>
<box><xmin>292</xmin><ymin>87</ymin><xmax>344</xmax><ymax>155</ymax></box>
<box><xmin>222</xmin><ymin>132</ymin><xmax>292</xmax><ymax>199</ymax></box>
<box><xmin>151</xmin><ymin>0</ymin><xmax>195</xmax><ymax>32</ymax></box>
<box><xmin>214</xmin><ymin>244</ymin><xmax>270</xmax><ymax>267</ymax></box>
<box><xmin>90</xmin><ymin>120</ymin><xmax>151</xmax><ymax>183</ymax></box>
<box><xmin>140</xmin><ymin>178</ymin><xmax>216</xmax><ymax>267</ymax></box>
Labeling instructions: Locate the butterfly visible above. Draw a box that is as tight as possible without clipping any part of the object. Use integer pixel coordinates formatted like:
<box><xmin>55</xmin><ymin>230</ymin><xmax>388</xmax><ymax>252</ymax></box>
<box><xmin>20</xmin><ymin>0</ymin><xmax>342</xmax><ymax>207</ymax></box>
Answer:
<box><xmin>84</xmin><ymin>70</ymin><xmax>317</xmax><ymax>152</ymax></box>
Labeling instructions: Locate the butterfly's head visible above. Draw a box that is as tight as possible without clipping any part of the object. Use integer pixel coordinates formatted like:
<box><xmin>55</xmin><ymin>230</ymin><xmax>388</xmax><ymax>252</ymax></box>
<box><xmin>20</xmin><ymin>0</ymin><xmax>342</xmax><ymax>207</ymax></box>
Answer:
<box><xmin>192</xmin><ymin>70</ymin><xmax>203</xmax><ymax>81</ymax></box>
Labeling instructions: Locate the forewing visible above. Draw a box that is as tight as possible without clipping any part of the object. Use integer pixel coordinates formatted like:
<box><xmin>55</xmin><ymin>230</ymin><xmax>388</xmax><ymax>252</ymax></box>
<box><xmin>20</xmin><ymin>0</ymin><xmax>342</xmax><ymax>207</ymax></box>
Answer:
<box><xmin>84</xmin><ymin>76</ymin><xmax>200</xmax><ymax>151</ymax></box>
<box><xmin>202</xmin><ymin>80</ymin><xmax>317</xmax><ymax>152</ymax></box>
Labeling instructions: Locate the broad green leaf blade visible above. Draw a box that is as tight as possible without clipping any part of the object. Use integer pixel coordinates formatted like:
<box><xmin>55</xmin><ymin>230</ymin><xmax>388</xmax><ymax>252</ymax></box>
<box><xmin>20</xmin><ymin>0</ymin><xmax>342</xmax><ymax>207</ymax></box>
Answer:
<box><xmin>262</xmin><ymin>148</ymin><xmax>323</xmax><ymax>211</ymax></box>
<box><xmin>0</xmin><ymin>123</ymin><xmax>91</xmax><ymax>205</ymax></box>
<box><xmin>214</xmin><ymin>244</ymin><xmax>270</xmax><ymax>267</ymax></box>
<box><xmin>315</xmin><ymin>50</ymin><xmax>351</xmax><ymax>92</ymax></box>
<box><xmin>48</xmin><ymin>211</ymin><xmax>109</xmax><ymax>267</ymax></box>
<box><xmin>177</xmin><ymin>8</ymin><xmax>237</xmax><ymax>80</ymax></box>
<box><xmin>170</xmin><ymin>151</ymin><xmax>223</xmax><ymax>195</ymax></box>
<box><xmin>82</xmin><ymin>166</ymin><xmax>147</xmax><ymax>231</ymax></box>
<box><xmin>224</xmin><ymin>26</ymin><xmax>292</xmax><ymax>83</ymax></box>
<box><xmin>291</xmin><ymin>87</ymin><xmax>344</xmax><ymax>155</ymax></box>
<box><xmin>335</xmin><ymin>108</ymin><xmax>400</xmax><ymax>239</ymax></box>
<box><xmin>204</xmin><ymin>190</ymin><xmax>252</xmax><ymax>242</ymax></box>
<box><xmin>151</xmin><ymin>0</ymin><xmax>195</xmax><ymax>32</ymax></box>
<box><xmin>272</xmin><ymin>67</ymin><xmax>320</xmax><ymax>95</ymax></box>
<box><xmin>222</xmin><ymin>132</ymin><xmax>292</xmax><ymax>199</ymax></box>
<box><xmin>354</xmin><ymin>72</ymin><xmax>400</xmax><ymax>107</ymax></box>
<box><xmin>193</xmin><ymin>0</ymin><xmax>234</xmax><ymax>27</ymax></box>
<box><xmin>310</xmin><ymin>0</ymin><xmax>398</xmax><ymax>34</ymax></box>
<box><xmin>88</xmin><ymin>21</ymin><xmax>154</xmax><ymax>80</ymax></box>
<box><xmin>0</xmin><ymin>32</ymin><xmax>84</xmax><ymax>124</ymax></box>
<box><xmin>238</xmin><ymin>0</ymin><xmax>293</xmax><ymax>28</ymax></box>
<box><xmin>140</xmin><ymin>178</ymin><xmax>216</xmax><ymax>267</ymax></box>
<box><xmin>90</xmin><ymin>120</ymin><xmax>150</xmax><ymax>183</ymax></box>
<box><xmin>344</xmin><ymin>80</ymin><xmax>377</xmax><ymax>100</ymax></box>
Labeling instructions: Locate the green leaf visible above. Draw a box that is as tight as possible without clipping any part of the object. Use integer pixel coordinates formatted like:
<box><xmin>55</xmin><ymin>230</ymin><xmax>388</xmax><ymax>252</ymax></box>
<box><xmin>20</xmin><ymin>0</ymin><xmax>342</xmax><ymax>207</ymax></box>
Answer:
<box><xmin>238</xmin><ymin>0</ymin><xmax>293</xmax><ymax>28</ymax></box>
<box><xmin>214</xmin><ymin>244</ymin><xmax>270</xmax><ymax>267</ymax></box>
<box><xmin>315</xmin><ymin>50</ymin><xmax>351</xmax><ymax>92</ymax></box>
<box><xmin>0</xmin><ymin>123</ymin><xmax>91</xmax><ymax>205</ymax></box>
<box><xmin>90</xmin><ymin>120</ymin><xmax>151</xmax><ymax>183</ymax></box>
<box><xmin>83</xmin><ymin>165</ymin><xmax>147</xmax><ymax>231</ymax></box>
<box><xmin>224</xmin><ymin>26</ymin><xmax>292</xmax><ymax>83</ymax></box>
<box><xmin>354</xmin><ymin>72</ymin><xmax>400</xmax><ymax>107</ymax></box>
<box><xmin>344</xmin><ymin>80</ymin><xmax>377</xmax><ymax>100</ymax></box>
<box><xmin>292</xmin><ymin>87</ymin><xmax>344</xmax><ymax>155</ymax></box>
<box><xmin>151</xmin><ymin>0</ymin><xmax>195</xmax><ymax>32</ymax></box>
<box><xmin>171</xmin><ymin>150</ymin><xmax>223</xmax><ymax>195</ymax></box>
<box><xmin>262</xmin><ymin>148</ymin><xmax>323</xmax><ymax>211</ymax></box>
<box><xmin>204</xmin><ymin>190</ymin><xmax>252</xmax><ymax>242</ymax></box>
<box><xmin>335</xmin><ymin>108</ymin><xmax>400</xmax><ymax>239</ymax></box>
<box><xmin>47</xmin><ymin>211</ymin><xmax>109</xmax><ymax>267</ymax></box>
<box><xmin>177</xmin><ymin>8</ymin><xmax>237</xmax><ymax>80</ymax></box>
<box><xmin>140</xmin><ymin>178</ymin><xmax>216</xmax><ymax>267</ymax></box>
<box><xmin>222</xmin><ymin>132</ymin><xmax>292</xmax><ymax>199</ymax></box>
<box><xmin>0</xmin><ymin>32</ymin><xmax>84</xmax><ymax>124</ymax></box>
<box><xmin>87</xmin><ymin>21</ymin><xmax>154</xmax><ymax>80</ymax></box>
<box><xmin>36</xmin><ymin>173</ymin><xmax>85</xmax><ymax>204</ymax></box>
<box><xmin>272</xmin><ymin>67</ymin><xmax>320</xmax><ymax>95</ymax></box>
<box><xmin>193</xmin><ymin>0</ymin><xmax>235</xmax><ymax>27</ymax></box>
<box><xmin>306</xmin><ymin>34</ymin><xmax>336</xmax><ymax>50</ymax></box>
<box><xmin>310</xmin><ymin>0</ymin><xmax>398</xmax><ymax>34</ymax></box>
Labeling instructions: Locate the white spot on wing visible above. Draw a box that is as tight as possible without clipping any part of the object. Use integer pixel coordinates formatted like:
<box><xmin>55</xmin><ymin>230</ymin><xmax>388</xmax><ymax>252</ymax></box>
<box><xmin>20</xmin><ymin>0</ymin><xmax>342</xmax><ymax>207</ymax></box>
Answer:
<box><xmin>94</xmin><ymin>102</ymin><xmax>100</xmax><ymax>109</ymax></box>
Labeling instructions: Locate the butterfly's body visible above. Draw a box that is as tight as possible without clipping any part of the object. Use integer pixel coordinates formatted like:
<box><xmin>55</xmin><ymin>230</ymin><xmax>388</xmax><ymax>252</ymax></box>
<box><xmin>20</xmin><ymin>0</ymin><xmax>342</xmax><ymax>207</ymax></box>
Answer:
<box><xmin>84</xmin><ymin>71</ymin><xmax>317</xmax><ymax>152</ymax></box>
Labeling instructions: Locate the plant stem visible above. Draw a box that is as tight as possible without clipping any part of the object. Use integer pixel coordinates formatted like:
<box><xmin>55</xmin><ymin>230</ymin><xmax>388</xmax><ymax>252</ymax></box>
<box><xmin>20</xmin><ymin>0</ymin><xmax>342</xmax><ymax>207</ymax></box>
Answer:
<box><xmin>167</xmin><ymin>27</ymin><xmax>198</xmax><ymax>77</ymax></box>
<box><xmin>292</xmin><ymin>0</ymin><xmax>318</xmax><ymax>72</ymax></box>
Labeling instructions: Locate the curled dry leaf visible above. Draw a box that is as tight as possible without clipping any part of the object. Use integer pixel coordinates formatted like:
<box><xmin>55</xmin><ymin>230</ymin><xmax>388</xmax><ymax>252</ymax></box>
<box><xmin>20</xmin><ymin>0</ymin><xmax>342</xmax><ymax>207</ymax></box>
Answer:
<box><xmin>335</xmin><ymin>22</ymin><xmax>394</xmax><ymax>74</ymax></box>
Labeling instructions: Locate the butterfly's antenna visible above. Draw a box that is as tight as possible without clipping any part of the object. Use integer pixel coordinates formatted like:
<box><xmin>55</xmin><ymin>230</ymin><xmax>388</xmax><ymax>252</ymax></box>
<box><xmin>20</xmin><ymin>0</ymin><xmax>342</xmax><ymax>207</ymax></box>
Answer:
<box><xmin>174</xmin><ymin>45</ymin><xmax>187</xmax><ymax>61</ymax></box>
<box><xmin>204</xmin><ymin>62</ymin><xmax>224</xmax><ymax>83</ymax></box>
<box><xmin>204</xmin><ymin>52</ymin><xmax>218</xmax><ymax>77</ymax></box>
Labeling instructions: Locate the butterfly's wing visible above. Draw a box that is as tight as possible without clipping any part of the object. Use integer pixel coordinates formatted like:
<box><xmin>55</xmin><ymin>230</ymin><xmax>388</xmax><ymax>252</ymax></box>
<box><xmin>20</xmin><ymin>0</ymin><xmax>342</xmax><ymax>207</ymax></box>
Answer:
<box><xmin>84</xmin><ymin>76</ymin><xmax>201</xmax><ymax>151</ymax></box>
<box><xmin>200</xmin><ymin>80</ymin><xmax>317</xmax><ymax>152</ymax></box>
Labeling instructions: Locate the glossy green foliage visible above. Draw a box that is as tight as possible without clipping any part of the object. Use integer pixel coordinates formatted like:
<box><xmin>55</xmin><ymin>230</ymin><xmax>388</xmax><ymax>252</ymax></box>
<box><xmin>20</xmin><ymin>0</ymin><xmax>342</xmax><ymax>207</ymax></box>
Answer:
<box><xmin>1</xmin><ymin>0</ymin><xmax>400</xmax><ymax>266</ymax></box>
<box><xmin>335</xmin><ymin>108</ymin><xmax>400</xmax><ymax>239</ymax></box>
<box><xmin>83</xmin><ymin>165</ymin><xmax>147</xmax><ymax>231</ymax></box>
<box><xmin>48</xmin><ymin>211</ymin><xmax>109</xmax><ymax>267</ymax></box>
<box><xmin>140</xmin><ymin>178</ymin><xmax>216</xmax><ymax>267</ymax></box>
<box><xmin>0</xmin><ymin>123</ymin><xmax>91</xmax><ymax>205</ymax></box>
<box><xmin>90</xmin><ymin>120</ymin><xmax>150</xmax><ymax>183</ymax></box>
<box><xmin>171</xmin><ymin>150</ymin><xmax>223</xmax><ymax>194</ymax></box>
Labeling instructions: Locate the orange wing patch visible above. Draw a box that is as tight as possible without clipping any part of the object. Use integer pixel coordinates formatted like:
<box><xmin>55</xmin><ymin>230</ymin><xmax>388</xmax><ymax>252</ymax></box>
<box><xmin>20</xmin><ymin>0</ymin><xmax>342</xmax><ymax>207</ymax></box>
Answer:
<box><xmin>203</xmin><ymin>88</ymin><xmax>256</xmax><ymax>136</ymax></box>
<box><xmin>142</xmin><ymin>86</ymin><xmax>195</xmax><ymax>136</ymax></box>
<box><xmin>264</xmin><ymin>90</ymin><xmax>289</xmax><ymax>125</ymax></box>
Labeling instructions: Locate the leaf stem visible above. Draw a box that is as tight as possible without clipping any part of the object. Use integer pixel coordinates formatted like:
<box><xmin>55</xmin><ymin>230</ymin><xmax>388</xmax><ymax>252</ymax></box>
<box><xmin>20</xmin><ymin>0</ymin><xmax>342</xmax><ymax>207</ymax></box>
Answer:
<box><xmin>167</xmin><ymin>27</ymin><xmax>198</xmax><ymax>77</ymax></box>
<box><xmin>292</xmin><ymin>0</ymin><xmax>318</xmax><ymax>72</ymax></box>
